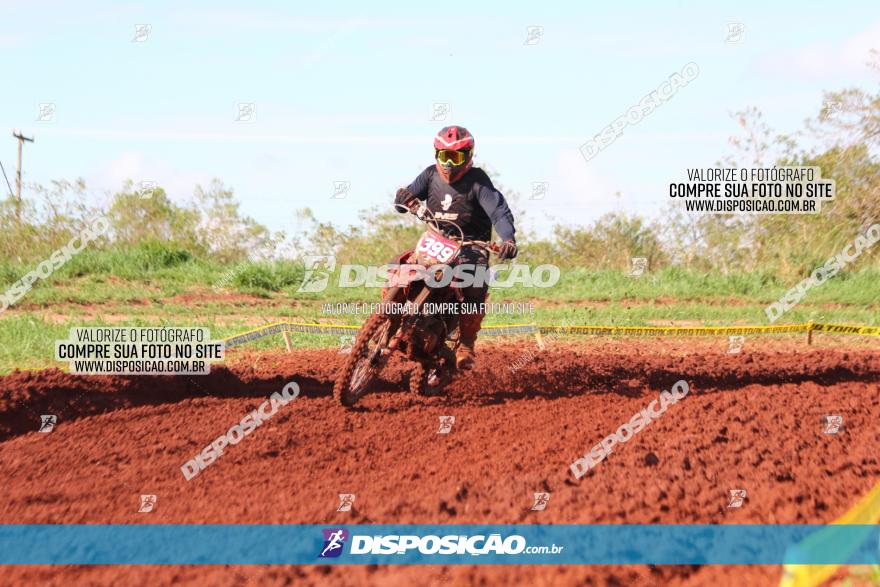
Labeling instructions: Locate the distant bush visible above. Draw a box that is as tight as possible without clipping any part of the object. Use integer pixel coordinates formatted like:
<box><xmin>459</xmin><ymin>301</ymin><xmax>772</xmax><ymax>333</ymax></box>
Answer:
<box><xmin>133</xmin><ymin>242</ymin><xmax>193</xmax><ymax>270</ymax></box>
<box><xmin>0</xmin><ymin>179</ymin><xmax>102</xmax><ymax>262</ymax></box>
<box><xmin>1</xmin><ymin>178</ymin><xmax>276</xmax><ymax>267</ymax></box>
<box><xmin>232</xmin><ymin>261</ymin><xmax>303</xmax><ymax>292</ymax></box>
<box><xmin>54</xmin><ymin>242</ymin><xmax>195</xmax><ymax>279</ymax></box>
<box><xmin>3</xmin><ymin>70</ymin><xmax>878</xmax><ymax>284</ymax></box>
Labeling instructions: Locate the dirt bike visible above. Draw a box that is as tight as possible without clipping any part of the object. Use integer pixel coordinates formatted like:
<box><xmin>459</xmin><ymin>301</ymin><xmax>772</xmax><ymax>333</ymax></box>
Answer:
<box><xmin>332</xmin><ymin>200</ymin><xmax>500</xmax><ymax>407</ymax></box>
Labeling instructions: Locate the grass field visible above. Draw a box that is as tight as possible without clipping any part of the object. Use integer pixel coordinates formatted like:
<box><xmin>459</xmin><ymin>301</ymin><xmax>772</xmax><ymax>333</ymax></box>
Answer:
<box><xmin>1</xmin><ymin>246</ymin><xmax>878</xmax><ymax>373</ymax></box>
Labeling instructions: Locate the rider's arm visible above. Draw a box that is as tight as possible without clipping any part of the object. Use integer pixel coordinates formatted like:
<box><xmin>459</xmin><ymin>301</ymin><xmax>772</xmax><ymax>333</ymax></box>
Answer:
<box><xmin>476</xmin><ymin>185</ymin><xmax>516</xmax><ymax>242</ymax></box>
<box><xmin>406</xmin><ymin>166</ymin><xmax>434</xmax><ymax>201</ymax></box>
<box><xmin>395</xmin><ymin>166</ymin><xmax>433</xmax><ymax>213</ymax></box>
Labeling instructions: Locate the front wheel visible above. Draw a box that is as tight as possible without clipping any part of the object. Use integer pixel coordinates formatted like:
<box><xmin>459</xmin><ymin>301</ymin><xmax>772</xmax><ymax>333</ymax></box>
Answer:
<box><xmin>408</xmin><ymin>345</ymin><xmax>456</xmax><ymax>397</ymax></box>
<box><xmin>333</xmin><ymin>313</ymin><xmax>393</xmax><ymax>407</ymax></box>
<box><xmin>409</xmin><ymin>363</ymin><xmax>444</xmax><ymax>396</ymax></box>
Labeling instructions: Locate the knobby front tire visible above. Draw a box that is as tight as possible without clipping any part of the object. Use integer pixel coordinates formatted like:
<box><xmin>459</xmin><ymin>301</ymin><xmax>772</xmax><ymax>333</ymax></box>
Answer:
<box><xmin>333</xmin><ymin>312</ymin><xmax>392</xmax><ymax>407</ymax></box>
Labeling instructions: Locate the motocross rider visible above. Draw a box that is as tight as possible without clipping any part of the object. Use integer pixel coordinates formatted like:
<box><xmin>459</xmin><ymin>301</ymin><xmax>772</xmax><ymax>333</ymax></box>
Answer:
<box><xmin>394</xmin><ymin>125</ymin><xmax>518</xmax><ymax>370</ymax></box>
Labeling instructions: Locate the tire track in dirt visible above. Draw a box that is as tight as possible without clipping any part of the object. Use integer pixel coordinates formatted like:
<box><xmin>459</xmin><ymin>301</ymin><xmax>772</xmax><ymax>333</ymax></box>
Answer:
<box><xmin>1</xmin><ymin>343</ymin><xmax>878</xmax><ymax>586</ymax></box>
<box><xmin>1</xmin><ymin>345</ymin><xmax>877</xmax><ymax>441</ymax></box>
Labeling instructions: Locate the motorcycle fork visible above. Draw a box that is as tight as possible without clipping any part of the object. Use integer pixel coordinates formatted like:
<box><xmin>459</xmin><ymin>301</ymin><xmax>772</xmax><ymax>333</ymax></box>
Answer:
<box><xmin>386</xmin><ymin>282</ymin><xmax>432</xmax><ymax>352</ymax></box>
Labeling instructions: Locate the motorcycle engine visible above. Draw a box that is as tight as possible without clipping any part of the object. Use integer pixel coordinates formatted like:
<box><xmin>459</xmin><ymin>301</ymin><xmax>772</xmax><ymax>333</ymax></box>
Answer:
<box><xmin>413</xmin><ymin>316</ymin><xmax>447</xmax><ymax>355</ymax></box>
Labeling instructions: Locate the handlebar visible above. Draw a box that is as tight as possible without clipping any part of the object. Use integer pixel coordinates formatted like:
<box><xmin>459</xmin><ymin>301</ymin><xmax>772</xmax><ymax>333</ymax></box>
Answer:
<box><xmin>393</xmin><ymin>201</ymin><xmax>417</xmax><ymax>214</ymax></box>
<box><xmin>462</xmin><ymin>239</ymin><xmax>502</xmax><ymax>254</ymax></box>
<box><xmin>398</xmin><ymin>197</ymin><xmax>502</xmax><ymax>255</ymax></box>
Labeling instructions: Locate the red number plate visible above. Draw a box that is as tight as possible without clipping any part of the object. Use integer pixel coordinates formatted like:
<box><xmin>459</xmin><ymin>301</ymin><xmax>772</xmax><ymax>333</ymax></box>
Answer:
<box><xmin>414</xmin><ymin>230</ymin><xmax>460</xmax><ymax>265</ymax></box>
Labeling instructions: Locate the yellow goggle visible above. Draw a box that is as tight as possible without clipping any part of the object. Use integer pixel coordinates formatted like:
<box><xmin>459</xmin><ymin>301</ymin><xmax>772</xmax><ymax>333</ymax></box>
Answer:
<box><xmin>436</xmin><ymin>149</ymin><xmax>470</xmax><ymax>166</ymax></box>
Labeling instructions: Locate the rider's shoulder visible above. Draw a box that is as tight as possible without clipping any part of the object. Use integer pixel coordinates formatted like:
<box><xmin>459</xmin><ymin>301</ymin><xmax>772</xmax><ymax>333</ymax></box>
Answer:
<box><xmin>468</xmin><ymin>166</ymin><xmax>491</xmax><ymax>182</ymax></box>
<box><xmin>466</xmin><ymin>167</ymin><xmax>496</xmax><ymax>191</ymax></box>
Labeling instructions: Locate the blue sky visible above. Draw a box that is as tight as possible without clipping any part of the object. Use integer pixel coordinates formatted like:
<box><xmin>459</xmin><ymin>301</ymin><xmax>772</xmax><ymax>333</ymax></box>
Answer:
<box><xmin>2</xmin><ymin>1</ymin><xmax>878</xmax><ymax>238</ymax></box>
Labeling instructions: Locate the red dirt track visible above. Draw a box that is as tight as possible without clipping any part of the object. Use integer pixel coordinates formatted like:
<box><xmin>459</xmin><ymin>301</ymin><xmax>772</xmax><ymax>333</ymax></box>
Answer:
<box><xmin>2</xmin><ymin>340</ymin><xmax>879</xmax><ymax>586</ymax></box>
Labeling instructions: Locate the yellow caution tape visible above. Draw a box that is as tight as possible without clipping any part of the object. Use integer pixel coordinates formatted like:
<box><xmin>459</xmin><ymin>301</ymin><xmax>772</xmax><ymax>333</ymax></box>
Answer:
<box><xmin>539</xmin><ymin>324</ymin><xmax>809</xmax><ymax>336</ymax></box>
<box><xmin>224</xmin><ymin>321</ymin><xmax>879</xmax><ymax>348</ymax></box>
<box><xmin>224</xmin><ymin>322</ymin><xmax>359</xmax><ymax>347</ymax></box>
<box><xmin>481</xmin><ymin>324</ymin><xmax>539</xmax><ymax>335</ymax></box>
<box><xmin>223</xmin><ymin>321</ymin><xmax>541</xmax><ymax>347</ymax></box>
<box><xmin>780</xmin><ymin>482</ymin><xmax>880</xmax><ymax>587</ymax></box>
<box><xmin>811</xmin><ymin>323</ymin><xmax>880</xmax><ymax>336</ymax></box>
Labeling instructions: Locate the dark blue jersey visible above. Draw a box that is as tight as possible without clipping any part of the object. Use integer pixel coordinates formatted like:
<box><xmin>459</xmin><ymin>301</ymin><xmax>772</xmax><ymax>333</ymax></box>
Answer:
<box><xmin>405</xmin><ymin>165</ymin><xmax>517</xmax><ymax>242</ymax></box>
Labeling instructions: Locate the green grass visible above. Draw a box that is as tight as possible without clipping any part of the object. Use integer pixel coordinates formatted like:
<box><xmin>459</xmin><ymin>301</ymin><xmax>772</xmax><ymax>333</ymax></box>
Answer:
<box><xmin>3</xmin><ymin>298</ymin><xmax>876</xmax><ymax>374</ymax></box>
<box><xmin>4</xmin><ymin>245</ymin><xmax>880</xmax><ymax>307</ymax></box>
<box><xmin>496</xmin><ymin>266</ymin><xmax>880</xmax><ymax>306</ymax></box>
<box><xmin>1</xmin><ymin>246</ymin><xmax>878</xmax><ymax>373</ymax></box>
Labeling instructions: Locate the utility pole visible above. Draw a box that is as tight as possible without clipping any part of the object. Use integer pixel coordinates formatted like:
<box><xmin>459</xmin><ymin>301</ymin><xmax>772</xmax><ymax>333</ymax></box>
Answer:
<box><xmin>12</xmin><ymin>129</ymin><xmax>34</xmax><ymax>219</ymax></box>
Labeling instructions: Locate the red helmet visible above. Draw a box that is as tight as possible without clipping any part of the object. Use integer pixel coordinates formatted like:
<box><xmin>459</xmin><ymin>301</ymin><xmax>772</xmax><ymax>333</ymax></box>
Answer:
<box><xmin>433</xmin><ymin>125</ymin><xmax>474</xmax><ymax>183</ymax></box>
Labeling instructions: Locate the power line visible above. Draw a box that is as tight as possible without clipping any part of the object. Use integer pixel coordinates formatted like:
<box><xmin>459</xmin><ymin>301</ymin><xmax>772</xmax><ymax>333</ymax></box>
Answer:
<box><xmin>0</xmin><ymin>159</ymin><xmax>13</xmax><ymax>198</ymax></box>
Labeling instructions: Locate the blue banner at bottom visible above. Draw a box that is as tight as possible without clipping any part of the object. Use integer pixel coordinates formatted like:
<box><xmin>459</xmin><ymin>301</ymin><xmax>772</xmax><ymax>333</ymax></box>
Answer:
<box><xmin>0</xmin><ymin>524</ymin><xmax>877</xmax><ymax>565</ymax></box>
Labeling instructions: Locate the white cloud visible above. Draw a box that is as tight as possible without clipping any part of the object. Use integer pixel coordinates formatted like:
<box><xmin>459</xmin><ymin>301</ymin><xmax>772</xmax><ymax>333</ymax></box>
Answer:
<box><xmin>89</xmin><ymin>151</ymin><xmax>211</xmax><ymax>204</ymax></box>
<box><xmin>757</xmin><ymin>20</ymin><xmax>880</xmax><ymax>79</ymax></box>
<box><xmin>556</xmin><ymin>149</ymin><xmax>618</xmax><ymax>209</ymax></box>
<box><xmin>520</xmin><ymin>148</ymin><xmax>623</xmax><ymax>233</ymax></box>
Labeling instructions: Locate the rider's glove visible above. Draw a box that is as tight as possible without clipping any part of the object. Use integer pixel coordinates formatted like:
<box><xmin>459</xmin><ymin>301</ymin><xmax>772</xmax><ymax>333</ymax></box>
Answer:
<box><xmin>498</xmin><ymin>240</ymin><xmax>518</xmax><ymax>260</ymax></box>
<box><xmin>394</xmin><ymin>188</ymin><xmax>418</xmax><ymax>213</ymax></box>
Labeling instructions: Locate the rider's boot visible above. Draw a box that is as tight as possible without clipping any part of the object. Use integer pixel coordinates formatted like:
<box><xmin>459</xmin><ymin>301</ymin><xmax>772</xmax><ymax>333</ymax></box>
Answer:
<box><xmin>456</xmin><ymin>312</ymin><xmax>484</xmax><ymax>370</ymax></box>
